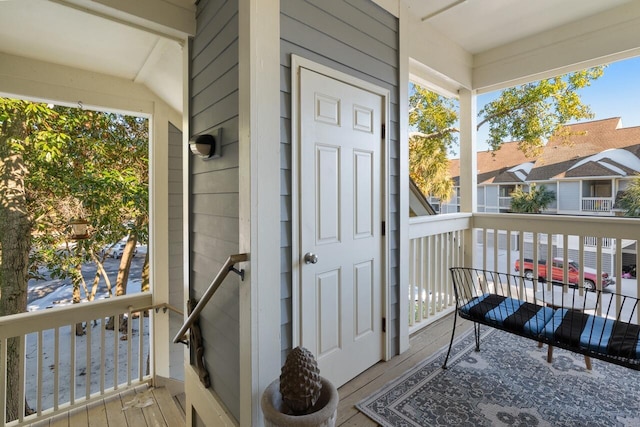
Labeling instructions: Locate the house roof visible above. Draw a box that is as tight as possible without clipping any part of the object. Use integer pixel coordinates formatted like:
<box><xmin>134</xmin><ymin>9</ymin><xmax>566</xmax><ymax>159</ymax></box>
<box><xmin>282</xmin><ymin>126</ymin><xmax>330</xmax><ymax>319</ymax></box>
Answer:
<box><xmin>451</xmin><ymin>118</ymin><xmax>640</xmax><ymax>184</ymax></box>
<box><xmin>528</xmin><ymin>118</ymin><xmax>640</xmax><ymax>180</ymax></box>
<box><xmin>449</xmin><ymin>141</ymin><xmax>538</xmax><ymax>185</ymax></box>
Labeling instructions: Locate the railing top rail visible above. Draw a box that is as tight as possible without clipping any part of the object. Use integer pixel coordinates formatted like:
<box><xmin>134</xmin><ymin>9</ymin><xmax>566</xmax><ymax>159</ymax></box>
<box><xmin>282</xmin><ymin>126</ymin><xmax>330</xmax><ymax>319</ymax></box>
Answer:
<box><xmin>173</xmin><ymin>253</ymin><xmax>249</xmax><ymax>344</ymax></box>
<box><xmin>409</xmin><ymin>213</ymin><xmax>472</xmax><ymax>238</ymax></box>
<box><xmin>473</xmin><ymin>212</ymin><xmax>639</xmax><ymax>238</ymax></box>
<box><xmin>0</xmin><ymin>293</ymin><xmax>151</xmax><ymax>339</ymax></box>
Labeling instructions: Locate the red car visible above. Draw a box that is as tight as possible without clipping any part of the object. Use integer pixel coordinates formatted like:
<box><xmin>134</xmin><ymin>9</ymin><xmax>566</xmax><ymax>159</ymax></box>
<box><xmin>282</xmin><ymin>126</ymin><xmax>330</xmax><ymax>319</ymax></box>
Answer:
<box><xmin>515</xmin><ymin>257</ymin><xmax>614</xmax><ymax>291</ymax></box>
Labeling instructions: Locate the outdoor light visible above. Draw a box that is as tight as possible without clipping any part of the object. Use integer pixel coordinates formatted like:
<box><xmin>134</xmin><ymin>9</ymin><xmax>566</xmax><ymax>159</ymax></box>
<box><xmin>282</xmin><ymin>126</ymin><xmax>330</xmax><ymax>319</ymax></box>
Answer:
<box><xmin>189</xmin><ymin>128</ymin><xmax>222</xmax><ymax>160</ymax></box>
<box><xmin>69</xmin><ymin>218</ymin><xmax>90</xmax><ymax>240</ymax></box>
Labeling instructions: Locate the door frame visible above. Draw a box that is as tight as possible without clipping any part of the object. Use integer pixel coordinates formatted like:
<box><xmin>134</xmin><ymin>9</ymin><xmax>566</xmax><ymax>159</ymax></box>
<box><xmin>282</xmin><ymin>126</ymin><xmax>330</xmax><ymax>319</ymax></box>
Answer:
<box><xmin>290</xmin><ymin>55</ymin><xmax>391</xmax><ymax>362</ymax></box>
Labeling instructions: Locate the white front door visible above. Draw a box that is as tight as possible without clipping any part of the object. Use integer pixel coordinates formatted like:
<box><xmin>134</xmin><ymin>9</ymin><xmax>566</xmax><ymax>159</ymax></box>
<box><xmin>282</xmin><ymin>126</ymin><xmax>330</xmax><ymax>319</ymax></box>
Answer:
<box><xmin>299</xmin><ymin>67</ymin><xmax>383</xmax><ymax>387</ymax></box>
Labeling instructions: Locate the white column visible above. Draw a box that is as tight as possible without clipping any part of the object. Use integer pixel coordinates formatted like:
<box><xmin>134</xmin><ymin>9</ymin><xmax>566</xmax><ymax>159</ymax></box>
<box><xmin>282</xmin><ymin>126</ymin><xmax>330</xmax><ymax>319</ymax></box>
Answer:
<box><xmin>238</xmin><ymin>0</ymin><xmax>281</xmax><ymax>426</ymax></box>
<box><xmin>458</xmin><ymin>89</ymin><xmax>477</xmax><ymax>267</ymax></box>
<box><xmin>397</xmin><ymin>1</ymin><xmax>410</xmax><ymax>354</ymax></box>
<box><xmin>150</xmin><ymin>102</ymin><xmax>171</xmax><ymax>379</ymax></box>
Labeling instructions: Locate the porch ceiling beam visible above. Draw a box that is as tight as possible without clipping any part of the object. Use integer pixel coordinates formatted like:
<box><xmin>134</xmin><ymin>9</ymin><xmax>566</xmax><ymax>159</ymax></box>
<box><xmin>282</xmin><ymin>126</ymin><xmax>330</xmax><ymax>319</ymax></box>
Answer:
<box><xmin>49</xmin><ymin>0</ymin><xmax>196</xmax><ymax>40</ymax></box>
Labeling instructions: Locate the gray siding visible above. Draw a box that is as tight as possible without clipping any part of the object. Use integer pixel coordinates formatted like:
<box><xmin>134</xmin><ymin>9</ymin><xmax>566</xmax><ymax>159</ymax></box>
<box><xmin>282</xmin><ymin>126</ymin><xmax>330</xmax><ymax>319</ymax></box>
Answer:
<box><xmin>280</xmin><ymin>0</ymin><xmax>399</xmax><ymax>362</ymax></box>
<box><xmin>485</xmin><ymin>185</ymin><xmax>498</xmax><ymax>209</ymax></box>
<box><xmin>477</xmin><ymin>187</ymin><xmax>485</xmax><ymax>205</ymax></box>
<box><xmin>558</xmin><ymin>181</ymin><xmax>580</xmax><ymax>211</ymax></box>
<box><xmin>168</xmin><ymin>123</ymin><xmax>185</xmax><ymax>381</ymax></box>
<box><xmin>189</xmin><ymin>0</ymin><xmax>240</xmax><ymax>419</ymax></box>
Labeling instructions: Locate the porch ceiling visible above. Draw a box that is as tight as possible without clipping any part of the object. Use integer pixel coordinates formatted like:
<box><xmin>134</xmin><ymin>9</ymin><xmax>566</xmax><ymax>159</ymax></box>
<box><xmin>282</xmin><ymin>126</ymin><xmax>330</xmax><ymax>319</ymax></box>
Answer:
<box><xmin>0</xmin><ymin>0</ymin><xmax>194</xmax><ymax>113</ymax></box>
<box><xmin>406</xmin><ymin>0</ymin><xmax>632</xmax><ymax>55</ymax></box>
<box><xmin>0</xmin><ymin>0</ymin><xmax>639</xmax><ymax>110</ymax></box>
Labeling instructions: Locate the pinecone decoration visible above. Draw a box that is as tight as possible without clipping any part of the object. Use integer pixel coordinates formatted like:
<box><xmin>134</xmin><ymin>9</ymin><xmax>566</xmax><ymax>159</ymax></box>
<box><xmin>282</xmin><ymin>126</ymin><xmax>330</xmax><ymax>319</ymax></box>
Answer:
<box><xmin>279</xmin><ymin>346</ymin><xmax>322</xmax><ymax>415</ymax></box>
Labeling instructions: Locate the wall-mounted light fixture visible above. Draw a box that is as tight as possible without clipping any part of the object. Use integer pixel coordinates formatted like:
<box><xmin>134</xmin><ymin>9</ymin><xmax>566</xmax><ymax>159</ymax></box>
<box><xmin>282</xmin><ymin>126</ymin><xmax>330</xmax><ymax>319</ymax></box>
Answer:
<box><xmin>189</xmin><ymin>127</ymin><xmax>222</xmax><ymax>160</ymax></box>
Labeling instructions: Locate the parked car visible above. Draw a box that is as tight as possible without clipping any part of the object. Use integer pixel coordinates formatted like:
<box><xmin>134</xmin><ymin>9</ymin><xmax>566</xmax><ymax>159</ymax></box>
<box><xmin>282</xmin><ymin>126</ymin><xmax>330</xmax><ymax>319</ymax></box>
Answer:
<box><xmin>514</xmin><ymin>257</ymin><xmax>614</xmax><ymax>291</ymax></box>
<box><xmin>102</xmin><ymin>241</ymin><xmax>137</xmax><ymax>259</ymax></box>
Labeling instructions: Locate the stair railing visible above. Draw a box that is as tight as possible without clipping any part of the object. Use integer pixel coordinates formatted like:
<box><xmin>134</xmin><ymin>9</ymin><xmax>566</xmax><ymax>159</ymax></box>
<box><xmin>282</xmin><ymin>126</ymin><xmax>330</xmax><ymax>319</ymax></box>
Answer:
<box><xmin>173</xmin><ymin>253</ymin><xmax>248</xmax><ymax>345</ymax></box>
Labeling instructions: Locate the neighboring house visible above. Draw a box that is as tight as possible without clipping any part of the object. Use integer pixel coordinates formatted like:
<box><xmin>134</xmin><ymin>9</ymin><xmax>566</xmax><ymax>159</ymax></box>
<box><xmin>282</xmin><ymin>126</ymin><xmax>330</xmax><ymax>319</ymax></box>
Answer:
<box><xmin>437</xmin><ymin>118</ymin><xmax>640</xmax><ymax>274</ymax></box>
<box><xmin>2</xmin><ymin>1</ymin><xmax>640</xmax><ymax>427</ymax></box>
<box><xmin>440</xmin><ymin>118</ymin><xmax>640</xmax><ymax>216</ymax></box>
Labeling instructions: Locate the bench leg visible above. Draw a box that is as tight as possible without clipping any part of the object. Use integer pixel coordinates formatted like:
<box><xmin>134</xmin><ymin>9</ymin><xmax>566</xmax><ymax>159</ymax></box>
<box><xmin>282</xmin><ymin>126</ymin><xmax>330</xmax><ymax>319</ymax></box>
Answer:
<box><xmin>584</xmin><ymin>356</ymin><xmax>592</xmax><ymax>370</ymax></box>
<box><xmin>442</xmin><ymin>310</ymin><xmax>459</xmax><ymax>369</ymax></box>
<box><xmin>473</xmin><ymin>323</ymin><xmax>481</xmax><ymax>352</ymax></box>
<box><xmin>547</xmin><ymin>345</ymin><xmax>553</xmax><ymax>363</ymax></box>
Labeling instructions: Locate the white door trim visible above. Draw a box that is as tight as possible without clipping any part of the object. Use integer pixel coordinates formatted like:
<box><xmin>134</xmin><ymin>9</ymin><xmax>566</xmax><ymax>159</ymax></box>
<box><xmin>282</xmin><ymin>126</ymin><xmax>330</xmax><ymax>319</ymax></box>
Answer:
<box><xmin>290</xmin><ymin>55</ymin><xmax>391</xmax><ymax>362</ymax></box>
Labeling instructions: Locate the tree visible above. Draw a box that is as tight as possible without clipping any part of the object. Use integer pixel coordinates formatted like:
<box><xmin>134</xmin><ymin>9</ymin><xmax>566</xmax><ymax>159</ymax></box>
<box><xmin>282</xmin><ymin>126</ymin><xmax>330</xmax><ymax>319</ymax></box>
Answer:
<box><xmin>617</xmin><ymin>175</ymin><xmax>640</xmax><ymax>217</ymax></box>
<box><xmin>509</xmin><ymin>184</ymin><xmax>556</xmax><ymax>214</ymax></box>
<box><xmin>409</xmin><ymin>67</ymin><xmax>605</xmax><ymax>200</ymax></box>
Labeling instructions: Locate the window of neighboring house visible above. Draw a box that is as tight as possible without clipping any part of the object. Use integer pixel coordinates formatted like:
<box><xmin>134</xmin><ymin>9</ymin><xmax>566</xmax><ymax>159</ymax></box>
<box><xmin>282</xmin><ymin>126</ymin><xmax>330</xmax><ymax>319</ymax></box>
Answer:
<box><xmin>500</xmin><ymin>185</ymin><xmax>517</xmax><ymax>197</ymax></box>
<box><xmin>584</xmin><ymin>180</ymin><xmax>612</xmax><ymax>197</ymax></box>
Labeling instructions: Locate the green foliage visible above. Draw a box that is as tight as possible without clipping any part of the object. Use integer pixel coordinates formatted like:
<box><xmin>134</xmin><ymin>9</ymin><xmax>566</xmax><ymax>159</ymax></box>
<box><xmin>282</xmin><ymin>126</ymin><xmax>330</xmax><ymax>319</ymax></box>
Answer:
<box><xmin>617</xmin><ymin>175</ymin><xmax>640</xmax><ymax>217</ymax></box>
<box><xmin>408</xmin><ymin>86</ymin><xmax>457</xmax><ymax>201</ymax></box>
<box><xmin>0</xmin><ymin>98</ymin><xmax>149</xmax><ymax>285</ymax></box>
<box><xmin>408</xmin><ymin>67</ymin><xmax>604</xmax><ymax>201</ymax></box>
<box><xmin>509</xmin><ymin>184</ymin><xmax>556</xmax><ymax>213</ymax></box>
<box><xmin>480</xmin><ymin>67</ymin><xmax>604</xmax><ymax>157</ymax></box>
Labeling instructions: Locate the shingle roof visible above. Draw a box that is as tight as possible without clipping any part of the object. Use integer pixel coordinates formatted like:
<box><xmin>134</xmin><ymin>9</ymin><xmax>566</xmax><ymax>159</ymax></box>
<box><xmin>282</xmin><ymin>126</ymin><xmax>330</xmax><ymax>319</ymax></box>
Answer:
<box><xmin>527</xmin><ymin>118</ymin><xmax>640</xmax><ymax>180</ymax></box>
<box><xmin>449</xmin><ymin>118</ymin><xmax>640</xmax><ymax>183</ymax></box>
<box><xmin>449</xmin><ymin>141</ymin><xmax>536</xmax><ymax>185</ymax></box>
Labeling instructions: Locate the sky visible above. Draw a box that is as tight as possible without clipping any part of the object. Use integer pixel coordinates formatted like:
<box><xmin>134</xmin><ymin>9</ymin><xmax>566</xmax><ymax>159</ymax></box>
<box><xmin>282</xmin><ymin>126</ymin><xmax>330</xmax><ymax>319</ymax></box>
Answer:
<box><xmin>474</xmin><ymin>55</ymin><xmax>640</xmax><ymax>153</ymax></box>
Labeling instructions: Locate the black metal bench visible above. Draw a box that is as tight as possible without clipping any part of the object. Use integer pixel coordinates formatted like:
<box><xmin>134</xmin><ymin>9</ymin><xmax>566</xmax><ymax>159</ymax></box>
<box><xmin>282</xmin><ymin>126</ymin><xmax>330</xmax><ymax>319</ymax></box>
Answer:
<box><xmin>443</xmin><ymin>267</ymin><xmax>640</xmax><ymax>371</ymax></box>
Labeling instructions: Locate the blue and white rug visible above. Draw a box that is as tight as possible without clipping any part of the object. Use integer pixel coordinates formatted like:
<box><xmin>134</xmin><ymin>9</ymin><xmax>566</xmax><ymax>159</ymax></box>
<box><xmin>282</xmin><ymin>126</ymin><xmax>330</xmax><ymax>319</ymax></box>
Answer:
<box><xmin>357</xmin><ymin>327</ymin><xmax>640</xmax><ymax>426</ymax></box>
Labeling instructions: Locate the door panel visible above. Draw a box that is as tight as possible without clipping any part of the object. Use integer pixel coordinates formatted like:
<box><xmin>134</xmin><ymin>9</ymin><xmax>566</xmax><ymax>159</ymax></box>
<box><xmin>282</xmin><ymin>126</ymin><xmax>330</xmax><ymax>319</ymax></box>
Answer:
<box><xmin>299</xmin><ymin>67</ymin><xmax>383</xmax><ymax>387</ymax></box>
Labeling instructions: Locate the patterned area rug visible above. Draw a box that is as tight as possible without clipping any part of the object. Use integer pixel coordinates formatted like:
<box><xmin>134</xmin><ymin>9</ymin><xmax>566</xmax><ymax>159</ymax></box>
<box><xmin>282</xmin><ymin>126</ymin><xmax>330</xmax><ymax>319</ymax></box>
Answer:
<box><xmin>357</xmin><ymin>328</ymin><xmax>640</xmax><ymax>426</ymax></box>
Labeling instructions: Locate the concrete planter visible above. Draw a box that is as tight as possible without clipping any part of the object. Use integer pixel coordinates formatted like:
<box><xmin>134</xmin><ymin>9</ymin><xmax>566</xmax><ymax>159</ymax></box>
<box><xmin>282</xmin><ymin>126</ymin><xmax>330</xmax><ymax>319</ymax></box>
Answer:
<box><xmin>261</xmin><ymin>377</ymin><xmax>339</xmax><ymax>427</ymax></box>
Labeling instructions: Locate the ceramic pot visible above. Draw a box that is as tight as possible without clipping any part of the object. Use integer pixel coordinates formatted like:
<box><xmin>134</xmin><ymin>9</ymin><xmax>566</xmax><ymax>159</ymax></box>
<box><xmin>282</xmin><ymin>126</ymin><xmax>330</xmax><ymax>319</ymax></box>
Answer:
<box><xmin>261</xmin><ymin>377</ymin><xmax>338</xmax><ymax>427</ymax></box>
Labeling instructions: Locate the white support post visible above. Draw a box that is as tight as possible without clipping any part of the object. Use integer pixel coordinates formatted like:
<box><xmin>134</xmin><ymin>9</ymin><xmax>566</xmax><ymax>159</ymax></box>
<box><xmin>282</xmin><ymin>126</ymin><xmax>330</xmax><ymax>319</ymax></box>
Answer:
<box><xmin>238</xmin><ymin>0</ymin><xmax>281</xmax><ymax>426</ymax></box>
<box><xmin>150</xmin><ymin>103</ymin><xmax>172</xmax><ymax>380</ymax></box>
<box><xmin>398</xmin><ymin>1</ymin><xmax>410</xmax><ymax>354</ymax></box>
<box><xmin>459</xmin><ymin>88</ymin><xmax>477</xmax><ymax>268</ymax></box>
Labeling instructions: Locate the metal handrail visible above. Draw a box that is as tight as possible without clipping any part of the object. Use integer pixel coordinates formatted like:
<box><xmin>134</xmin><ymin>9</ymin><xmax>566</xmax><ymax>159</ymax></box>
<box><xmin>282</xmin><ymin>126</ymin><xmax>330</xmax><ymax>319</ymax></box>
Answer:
<box><xmin>129</xmin><ymin>302</ymin><xmax>184</xmax><ymax>316</ymax></box>
<box><xmin>173</xmin><ymin>253</ymin><xmax>249</xmax><ymax>344</ymax></box>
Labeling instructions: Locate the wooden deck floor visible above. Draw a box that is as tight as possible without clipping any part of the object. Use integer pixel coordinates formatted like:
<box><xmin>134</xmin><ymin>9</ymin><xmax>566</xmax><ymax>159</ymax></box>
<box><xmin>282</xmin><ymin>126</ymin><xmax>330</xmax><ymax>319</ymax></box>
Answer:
<box><xmin>24</xmin><ymin>315</ymin><xmax>469</xmax><ymax>427</ymax></box>
<box><xmin>28</xmin><ymin>386</ymin><xmax>185</xmax><ymax>427</ymax></box>
<box><xmin>336</xmin><ymin>314</ymin><xmax>473</xmax><ymax>426</ymax></box>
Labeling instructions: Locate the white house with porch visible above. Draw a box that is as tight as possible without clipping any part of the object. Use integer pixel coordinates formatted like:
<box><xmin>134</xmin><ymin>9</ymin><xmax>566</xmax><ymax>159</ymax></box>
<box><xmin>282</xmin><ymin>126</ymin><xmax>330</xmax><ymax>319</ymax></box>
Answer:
<box><xmin>1</xmin><ymin>1</ymin><xmax>640</xmax><ymax>426</ymax></box>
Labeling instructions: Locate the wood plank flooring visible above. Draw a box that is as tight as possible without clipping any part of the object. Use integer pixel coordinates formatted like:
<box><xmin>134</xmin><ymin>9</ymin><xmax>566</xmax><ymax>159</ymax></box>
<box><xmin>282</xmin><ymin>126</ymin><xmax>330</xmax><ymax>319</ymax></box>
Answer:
<box><xmin>28</xmin><ymin>386</ymin><xmax>185</xmax><ymax>427</ymax></box>
<box><xmin>24</xmin><ymin>314</ymin><xmax>469</xmax><ymax>426</ymax></box>
<box><xmin>336</xmin><ymin>314</ymin><xmax>473</xmax><ymax>426</ymax></box>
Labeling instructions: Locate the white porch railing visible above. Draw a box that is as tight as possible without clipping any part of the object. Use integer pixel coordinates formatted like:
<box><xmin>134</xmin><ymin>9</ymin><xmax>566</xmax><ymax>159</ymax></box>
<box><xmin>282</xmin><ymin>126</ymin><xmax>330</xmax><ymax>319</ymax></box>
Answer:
<box><xmin>0</xmin><ymin>293</ymin><xmax>153</xmax><ymax>426</ymax></box>
<box><xmin>408</xmin><ymin>214</ymin><xmax>470</xmax><ymax>333</ymax></box>
<box><xmin>408</xmin><ymin>213</ymin><xmax>640</xmax><ymax>332</ymax></box>
<box><xmin>582</xmin><ymin>197</ymin><xmax>613</xmax><ymax>212</ymax></box>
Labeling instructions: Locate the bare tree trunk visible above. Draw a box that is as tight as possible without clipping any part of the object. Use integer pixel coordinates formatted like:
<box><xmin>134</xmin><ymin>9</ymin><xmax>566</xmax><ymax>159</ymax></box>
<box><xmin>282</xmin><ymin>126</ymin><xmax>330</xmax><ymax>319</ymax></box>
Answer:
<box><xmin>0</xmin><ymin>153</ymin><xmax>32</xmax><ymax>421</ymax></box>
<box><xmin>141</xmin><ymin>251</ymin><xmax>149</xmax><ymax>293</ymax></box>
<box><xmin>114</xmin><ymin>235</ymin><xmax>138</xmax><ymax>297</ymax></box>
<box><xmin>72</xmin><ymin>266</ymin><xmax>85</xmax><ymax>336</ymax></box>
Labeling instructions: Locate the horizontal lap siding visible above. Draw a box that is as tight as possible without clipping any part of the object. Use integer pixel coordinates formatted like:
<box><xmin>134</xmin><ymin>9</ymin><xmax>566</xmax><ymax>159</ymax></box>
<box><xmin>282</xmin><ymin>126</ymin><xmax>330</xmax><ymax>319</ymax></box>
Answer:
<box><xmin>190</xmin><ymin>0</ymin><xmax>240</xmax><ymax>420</ymax></box>
<box><xmin>280</xmin><ymin>0</ymin><xmax>400</xmax><ymax>363</ymax></box>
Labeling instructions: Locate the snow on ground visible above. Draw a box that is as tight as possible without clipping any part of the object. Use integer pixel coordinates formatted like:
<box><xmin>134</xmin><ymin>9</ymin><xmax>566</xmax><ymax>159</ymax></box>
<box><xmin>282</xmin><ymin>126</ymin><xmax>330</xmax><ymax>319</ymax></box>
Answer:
<box><xmin>23</xmin><ymin>252</ymin><xmax>149</xmax><ymax>412</ymax></box>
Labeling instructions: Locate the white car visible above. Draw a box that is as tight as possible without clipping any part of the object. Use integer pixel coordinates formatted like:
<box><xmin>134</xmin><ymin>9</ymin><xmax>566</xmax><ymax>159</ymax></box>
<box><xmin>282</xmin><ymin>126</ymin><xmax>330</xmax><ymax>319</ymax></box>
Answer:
<box><xmin>104</xmin><ymin>241</ymin><xmax>137</xmax><ymax>259</ymax></box>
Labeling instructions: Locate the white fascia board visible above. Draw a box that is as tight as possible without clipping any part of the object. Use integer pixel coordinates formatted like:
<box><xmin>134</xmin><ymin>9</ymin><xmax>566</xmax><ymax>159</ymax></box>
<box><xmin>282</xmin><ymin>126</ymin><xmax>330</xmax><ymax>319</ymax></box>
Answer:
<box><xmin>473</xmin><ymin>1</ymin><xmax>640</xmax><ymax>92</ymax></box>
<box><xmin>408</xmin><ymin>14</ymin><xmax>473</xmax><ymax>91</ymax></box>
